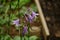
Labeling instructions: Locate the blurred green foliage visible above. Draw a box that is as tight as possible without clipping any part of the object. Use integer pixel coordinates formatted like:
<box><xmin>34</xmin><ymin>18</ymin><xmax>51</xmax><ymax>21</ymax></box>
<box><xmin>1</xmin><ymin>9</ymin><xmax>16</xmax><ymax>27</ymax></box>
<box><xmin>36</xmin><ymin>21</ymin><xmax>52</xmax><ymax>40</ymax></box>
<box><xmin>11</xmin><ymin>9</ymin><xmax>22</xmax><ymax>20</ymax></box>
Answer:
<box><xmin>0</xmin><ymin>0</ymin><xmax>39</xmax><ymax>40</ymax></box>
<box><xmin>0</xmin><ymin>0</ymin><xmax>38</xmax><ymax>25</ymax></box>
<box><xmin>0</xmin><ymin>0</ymin><xmax>31</xmax><ymax>25</ymax></box>
<box><xmin>0</xmin><ymin>35</ymin><xmax>39</xmax><ymax>40</ymax></box>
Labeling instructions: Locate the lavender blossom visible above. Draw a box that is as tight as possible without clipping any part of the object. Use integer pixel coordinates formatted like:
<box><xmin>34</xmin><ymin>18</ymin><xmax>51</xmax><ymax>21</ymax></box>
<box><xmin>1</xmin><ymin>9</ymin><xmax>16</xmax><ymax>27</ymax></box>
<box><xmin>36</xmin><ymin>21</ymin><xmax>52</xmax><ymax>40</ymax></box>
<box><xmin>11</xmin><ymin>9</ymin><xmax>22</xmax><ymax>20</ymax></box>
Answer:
<box><xmin>31</xmin><ymin>11</ymin><xmax>39</xmax><ymax>18</ymax></box>
<box><xmin>12</xmin><ymin>19</ymin><xmax>20</xmax><ymax>26</ymax></box>
<box><xmin>25</xmin><ymin>11</ymin><xmax>39</xmax><ymax>23</ymax></box>
<box><xmin>22</xmin><ymin>26</ymin><xmax>28</xmax><ymax>36</ymax></box>
<box><xmin>25</xmin><ymin>14</ymin><xmax>33</xmax><ymax>23</ymax></box>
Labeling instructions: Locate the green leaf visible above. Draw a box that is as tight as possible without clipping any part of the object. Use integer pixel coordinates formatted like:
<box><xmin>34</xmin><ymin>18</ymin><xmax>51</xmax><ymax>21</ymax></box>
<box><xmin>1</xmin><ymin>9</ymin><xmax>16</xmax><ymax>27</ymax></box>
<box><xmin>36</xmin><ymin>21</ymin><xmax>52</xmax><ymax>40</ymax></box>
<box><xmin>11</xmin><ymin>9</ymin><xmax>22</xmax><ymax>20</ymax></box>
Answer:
<box><xmin>0</xmin><ymin>34</ymin><xmax>13</xmax><ymax>40</ymax></box>
<box><xmin>11</xmin><ymin>1</ymin><xmax>18</xmax><ymax>9</ymax></box>
<box><xmin>10</xmin><ymin>14</ymin><xmax>17</xmax><ymax>21</ymax></box>
<box><xmin>21</xmin><ymin>37</ymin><xmax>25</xmax><ymax>40</ymax></box>
<box><xmin>4</xmin><ymin>35</ymin><xmax>11</xmax><ymax>40</ymax></box>
<box><xmin>0</xmin><ymin>14</ymin><xmax>9</xmax><ymax>25</ymax></box>
<box><xmin>14</xmin><ymin>36</ymin><xmax>21</xmax><ymax>40</ymax></box>
<box><xmin>5</xmin><ymin>5</ymin><xmax>9</xmax><ymax>14</ymax></box>
<box><xmin>30</xmin><ymin>4</ymin><xmax>38</xmax><ymax>12</ymax></box>
<box><xmin>19</xmin><ymin>0</ymin><xmax>31</xmax><ymax>8</ymax></box>
<box><xmin>24</xmin><ymin>36</ymin><xmax>28</xmax><ymax>40</ymax></box>
<box><xmin>19</xmin><ymin>7</ymin><xmax>27</xmax><ymax>17</ymax></box>
<box><xmin>29</xmin><ymin>36</ymin><xmax>38</xmax><ymax>40</ymax></box>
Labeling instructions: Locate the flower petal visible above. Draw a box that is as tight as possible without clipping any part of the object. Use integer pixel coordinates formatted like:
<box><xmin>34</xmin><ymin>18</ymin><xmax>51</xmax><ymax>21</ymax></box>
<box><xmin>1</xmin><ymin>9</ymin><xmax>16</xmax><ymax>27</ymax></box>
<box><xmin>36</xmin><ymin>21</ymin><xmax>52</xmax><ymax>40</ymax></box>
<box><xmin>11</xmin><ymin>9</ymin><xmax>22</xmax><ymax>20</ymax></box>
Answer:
<box><xmin>22</xmin><ymin>26</ymin><xmax>28</xmax><ymax>36</ymax></box>
<box><xmin>31</xmin><ymin>11</ymin><xmax>39</xmax><ymax>17</ymax></box>
<box><xmin>12</xmin><ymin>19</ymin><xmax>20</xmax><ymax>26</ymax></box>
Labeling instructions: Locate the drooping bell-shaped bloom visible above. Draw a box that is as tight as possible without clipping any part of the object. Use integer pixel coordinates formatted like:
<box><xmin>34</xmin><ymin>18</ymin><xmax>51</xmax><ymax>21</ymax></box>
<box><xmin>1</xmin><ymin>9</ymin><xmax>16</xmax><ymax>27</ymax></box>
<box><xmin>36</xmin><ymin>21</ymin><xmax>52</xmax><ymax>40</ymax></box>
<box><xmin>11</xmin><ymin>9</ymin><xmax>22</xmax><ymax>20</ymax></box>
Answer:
<box><xmin>25</xmin><ymin>14</ymin><xmax>33</xmax><ymax>23</ymax></box>
<box><xmin>22</xmin><ymin>26</ymin><xmax>28</xmax><ymax>36</ymax></box>
<box><xmin>31</xmin><ymin>11</ymin><xmax>39</xmax><ymax>18</ymax></box>
<box><xmin>25</xmin><ymin>11</ymin><xmax>39</xmax><ymax>23</ymax></box>
<box><xmin>28</xmin><ymin>14</ymin><xmax>33</xmax><ymax>23</ymax></box>
<box><xmin>12</xmin><ymin>19</ymin><xmax>20</xmax><ymax>26</ymax></box>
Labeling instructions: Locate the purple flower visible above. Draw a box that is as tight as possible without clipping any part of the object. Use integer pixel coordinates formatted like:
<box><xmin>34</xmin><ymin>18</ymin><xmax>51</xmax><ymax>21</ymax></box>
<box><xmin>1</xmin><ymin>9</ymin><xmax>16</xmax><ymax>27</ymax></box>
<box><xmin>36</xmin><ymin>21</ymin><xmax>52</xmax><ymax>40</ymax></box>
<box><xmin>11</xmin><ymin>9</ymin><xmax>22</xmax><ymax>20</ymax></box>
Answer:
<box><xmin>12</xmin><ymin>19</ymin><xmax>20</xmax><ymax>26</ymax></box>
<box><xmin>22</xmin><ymin>26</ymin><xmax>28</xmax><ymax>36</ymax></box>
<box><xmin>31</xmin><ymin>11</ymin><xmax>39</xmax><ymax>18</ymax></box>
<box><xmin>25</xmin><ymin>11</ymin><xmax>39</xmax><ymax>23</ymax></box>
<box><xmin>25</xmin><ymin>14</ymin><xmax>33</xmax><ymax>23</ymax></box>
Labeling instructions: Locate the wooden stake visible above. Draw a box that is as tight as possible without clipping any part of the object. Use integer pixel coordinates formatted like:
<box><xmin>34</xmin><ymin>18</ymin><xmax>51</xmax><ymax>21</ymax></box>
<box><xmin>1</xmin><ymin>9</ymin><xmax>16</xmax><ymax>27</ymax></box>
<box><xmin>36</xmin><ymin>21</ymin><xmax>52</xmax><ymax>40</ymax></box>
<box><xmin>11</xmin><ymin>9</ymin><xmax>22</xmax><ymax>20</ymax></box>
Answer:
<box><xmin>34</xmin><ymin>0</ymin><xmax>50</xmax><ymax>39</ymax></box>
